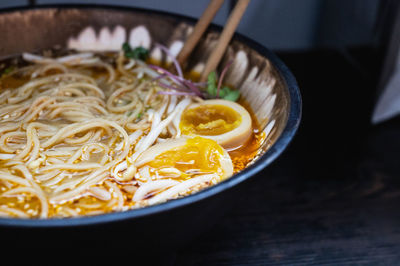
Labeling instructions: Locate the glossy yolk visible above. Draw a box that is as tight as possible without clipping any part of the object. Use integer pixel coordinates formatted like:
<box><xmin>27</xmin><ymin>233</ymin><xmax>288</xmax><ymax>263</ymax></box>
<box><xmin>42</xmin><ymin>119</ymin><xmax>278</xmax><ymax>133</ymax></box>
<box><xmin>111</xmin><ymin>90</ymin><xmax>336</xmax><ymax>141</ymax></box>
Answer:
<box><xmin>180</xmin><ymin>105</ymin><xmax>241</xmax><ymax>136</ymax></box>
<box><xmin>147</xmin><ymin>137</ymin><xmax>225</xmax><ymax>175</ymax></box>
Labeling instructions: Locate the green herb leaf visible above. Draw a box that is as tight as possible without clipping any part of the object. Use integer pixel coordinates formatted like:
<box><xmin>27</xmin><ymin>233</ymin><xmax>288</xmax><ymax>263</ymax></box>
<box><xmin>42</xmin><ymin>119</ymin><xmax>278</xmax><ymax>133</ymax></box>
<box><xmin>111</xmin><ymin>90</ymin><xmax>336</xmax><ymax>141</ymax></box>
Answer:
<box><xmin>122</xmin><ymin>43</ymin><xmax>149</xmax><ymax>61</ymax></box>
<box><xmin>222</xmin><ymin>89</ymin><xmax>240</xmax><ymax>101</ymax></box>
<box><xmin>137</xmin><ymin>112</ymin><xmax>143</xmax><ymax>119</ymax></box>
<box><xmin>207</xmin><ymin>71</ymin><xmax>218</xmax><ymax>97</ymax></box>
<box><xmin>122</xmin><ymin>42</ymin><xmax>131</xmax><ymax>53</ymax></box>
<box><xmin>1</xmin><ymin>66</ymin><xmax>14</xmax><ymax>77</ymax></box>
<box><xmin>218</xmin><ymin>86</ymin><xmax>231</xmax><ymax>98</ymax></box>
<box><xmin>132</xmin><ymin>47</ymin><xmax>149</xmax><ymax>61</ymax></box>
<box><xmin>207</xmin><ymin>71</ymin><xmax>217</xmax><ymax>86</ymax></box>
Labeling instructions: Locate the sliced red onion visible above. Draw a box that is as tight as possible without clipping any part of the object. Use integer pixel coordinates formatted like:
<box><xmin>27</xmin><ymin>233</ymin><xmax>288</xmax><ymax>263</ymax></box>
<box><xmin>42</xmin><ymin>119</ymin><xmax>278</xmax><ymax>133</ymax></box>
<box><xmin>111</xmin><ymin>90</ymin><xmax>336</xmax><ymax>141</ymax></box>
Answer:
<box><xmin>148</xmin><ymin>64</ymin><xmax>183</xmax><ymax>84</ymax></box>
<box><xmin>149</xmin><ymin>64</ymin><xmax>204</xmax><ymax>97</ymax></box>
<box><xmin>194</xmin><ymin>81</ymin><xmax>208</xmax><ymax>87</ymax></box>
<box><xmin>158</xmin><ymin>81</ymin><xmax>189</xmax><ymax>92</ymax></box>
<box><xmin>217</xmin><ymin>60</ymin><xmax>234</xmax><ymax>98</ymax></box>
<box><xmin>157</xmin><ymin>91</ymin><xmax>196</xmax><ymax>96</ymax></box>
<box><xmin>181</xmin><ymin>79</ymin><xmax>203</xmax><ymax>97</ymax></box>
<box><xmin>155</xmin><ymin>43</ymin><xmax>184</xmax><ymax>78</ymax></box>
<box><xmin>152</xmin><ymin>73</ymin><xmax>167</xmax><ymax>82</ymax></box>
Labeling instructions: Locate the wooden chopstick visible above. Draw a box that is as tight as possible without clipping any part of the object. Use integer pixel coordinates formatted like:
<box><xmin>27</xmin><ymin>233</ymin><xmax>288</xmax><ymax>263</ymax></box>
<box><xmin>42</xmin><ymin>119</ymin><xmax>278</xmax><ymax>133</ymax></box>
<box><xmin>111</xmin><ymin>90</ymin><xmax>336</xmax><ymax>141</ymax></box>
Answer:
<box><xmin>200</xmin><ymin>0</ymin><xmax>250</xmax><ymax>82</ymax></box>
<box><xmin>176</xmin><ymin>0</ymin><xmax>225</xmax><ymax>67</ymax></box>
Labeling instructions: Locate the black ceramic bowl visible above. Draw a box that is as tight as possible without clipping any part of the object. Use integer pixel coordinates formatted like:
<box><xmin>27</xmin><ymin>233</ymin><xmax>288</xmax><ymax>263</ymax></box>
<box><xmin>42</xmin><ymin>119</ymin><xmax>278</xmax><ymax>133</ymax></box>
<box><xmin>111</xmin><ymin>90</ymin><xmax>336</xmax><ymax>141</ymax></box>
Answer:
<box><xmin>0</xmin><ymin>4</ymin><xmax>301</xmax><ymax>256</ymax></box>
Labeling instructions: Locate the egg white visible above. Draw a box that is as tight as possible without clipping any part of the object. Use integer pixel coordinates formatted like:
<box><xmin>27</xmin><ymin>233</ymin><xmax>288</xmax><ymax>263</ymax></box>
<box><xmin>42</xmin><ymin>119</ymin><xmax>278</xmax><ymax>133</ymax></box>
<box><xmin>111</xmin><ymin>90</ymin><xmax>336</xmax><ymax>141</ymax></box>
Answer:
<box><xmin>180</xmin><ymin>99</ymin><xmax>252</xmax><ymax>150</ymax></box>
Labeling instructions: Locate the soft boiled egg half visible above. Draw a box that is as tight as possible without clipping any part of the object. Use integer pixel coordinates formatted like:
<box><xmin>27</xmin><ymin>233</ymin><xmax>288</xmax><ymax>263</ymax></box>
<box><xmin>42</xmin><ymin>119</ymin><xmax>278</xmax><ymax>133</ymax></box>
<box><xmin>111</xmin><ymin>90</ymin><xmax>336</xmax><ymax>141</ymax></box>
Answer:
<box><xmin>135</xmin><ymin>136</ymin><xmax>233</xmax><ymax>180</ymax></box>
<box><xmin>179</xmin><ymin>99</ymin><xmax>252</xmax><ymax>150</ymax></box>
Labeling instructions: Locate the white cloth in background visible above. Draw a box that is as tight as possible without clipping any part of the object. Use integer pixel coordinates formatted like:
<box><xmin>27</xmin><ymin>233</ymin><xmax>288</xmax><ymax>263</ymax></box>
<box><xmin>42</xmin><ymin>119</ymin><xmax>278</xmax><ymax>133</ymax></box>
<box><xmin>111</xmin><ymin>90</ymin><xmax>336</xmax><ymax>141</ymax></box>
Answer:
<box><xmin>372</xmin><ymin>2</ymin><xmax>400</xmax><ymax>124</ymax></box>
<box><xmin>373</xmin><ymin>67</ymin><xmax>400</xmax><ymax>124</ymax></box>
<box><xmin>372</xmin><ymin>23</ymin><xmax>400</xmax><ymax>124</ymax></box>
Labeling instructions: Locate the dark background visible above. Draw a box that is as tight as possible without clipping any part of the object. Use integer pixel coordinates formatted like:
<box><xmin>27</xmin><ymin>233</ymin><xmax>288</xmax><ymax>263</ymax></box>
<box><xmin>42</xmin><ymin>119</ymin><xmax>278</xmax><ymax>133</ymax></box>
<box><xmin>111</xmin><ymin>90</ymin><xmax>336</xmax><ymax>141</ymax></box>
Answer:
<box><xmin>2</xmin><ymin>1</ymin><xmax>400</xmax><ymax>265</ymax></box>
<box><xmin>0</xmin><ymin>0</ymin><xmax>381</xmax><ymax>51</ymax></box>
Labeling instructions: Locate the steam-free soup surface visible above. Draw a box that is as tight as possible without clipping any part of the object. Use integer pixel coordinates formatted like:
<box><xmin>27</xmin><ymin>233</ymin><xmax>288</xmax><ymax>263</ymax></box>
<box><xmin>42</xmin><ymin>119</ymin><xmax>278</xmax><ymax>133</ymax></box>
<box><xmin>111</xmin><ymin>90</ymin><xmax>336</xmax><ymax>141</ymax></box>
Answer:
<box><xmin>0</xmin><ymin>50</ymin><xmax>263</xmax><ymax>218</ymax></box>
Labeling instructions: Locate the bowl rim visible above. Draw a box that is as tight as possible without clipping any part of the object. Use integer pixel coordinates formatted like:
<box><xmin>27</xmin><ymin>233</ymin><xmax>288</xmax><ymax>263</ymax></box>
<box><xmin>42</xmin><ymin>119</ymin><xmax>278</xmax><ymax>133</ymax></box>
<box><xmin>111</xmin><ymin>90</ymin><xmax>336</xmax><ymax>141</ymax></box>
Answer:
<box><xmin>0</xmin><ymin>4</ymin><xmax>302</xmax><ymax>227</ymax></box>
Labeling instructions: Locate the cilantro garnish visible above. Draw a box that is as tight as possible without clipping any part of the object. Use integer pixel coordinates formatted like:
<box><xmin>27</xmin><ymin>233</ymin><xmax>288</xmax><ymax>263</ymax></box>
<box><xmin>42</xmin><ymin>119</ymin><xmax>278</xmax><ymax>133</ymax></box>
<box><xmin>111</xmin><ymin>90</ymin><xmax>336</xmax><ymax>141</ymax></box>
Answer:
<box><xmin>206</xmin><ymin>71</ymin><xmax>240</xmax><ymax>102</ymax></box>
<box><xmin>122</xmin><ymin>43</ymin><xmax>149</xmax><ymax>61</ymax></box>
<box><xmin>1</xmin><ymin>66</ymin><xmax>14</xmax><ymax>77</ymax></box>
<box><xmin>207</xmin><ymin>71</ymin><xmax>218</xmax><ymax>97</ymax></box>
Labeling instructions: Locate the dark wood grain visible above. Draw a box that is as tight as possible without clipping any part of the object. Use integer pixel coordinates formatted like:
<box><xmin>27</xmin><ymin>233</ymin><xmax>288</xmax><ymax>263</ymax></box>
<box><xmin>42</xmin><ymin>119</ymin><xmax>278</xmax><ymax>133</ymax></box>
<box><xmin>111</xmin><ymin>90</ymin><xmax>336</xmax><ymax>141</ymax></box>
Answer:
<box><xmin>175</xmin><ymin>49</ymin><xmax>400</xmax><ymax>265</ymax></box>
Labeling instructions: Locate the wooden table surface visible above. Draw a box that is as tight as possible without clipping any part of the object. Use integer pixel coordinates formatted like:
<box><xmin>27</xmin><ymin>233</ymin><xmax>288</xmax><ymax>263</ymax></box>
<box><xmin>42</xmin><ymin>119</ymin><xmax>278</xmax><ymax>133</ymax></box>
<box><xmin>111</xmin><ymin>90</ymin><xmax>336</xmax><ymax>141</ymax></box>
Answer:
<box><xmin>174</xmin><ymin>49</ymin><xmax>400</xmax><ymax>265</ymax></box>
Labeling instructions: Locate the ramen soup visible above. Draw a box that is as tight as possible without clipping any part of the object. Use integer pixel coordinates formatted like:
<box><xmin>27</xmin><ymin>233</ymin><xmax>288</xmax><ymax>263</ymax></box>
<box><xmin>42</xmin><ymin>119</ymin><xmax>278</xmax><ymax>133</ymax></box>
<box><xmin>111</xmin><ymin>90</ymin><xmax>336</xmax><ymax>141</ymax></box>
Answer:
<box><xmin>0</xmin><ymin>45</ymin><xmax>264</xmax><ymax>218</ymax></box>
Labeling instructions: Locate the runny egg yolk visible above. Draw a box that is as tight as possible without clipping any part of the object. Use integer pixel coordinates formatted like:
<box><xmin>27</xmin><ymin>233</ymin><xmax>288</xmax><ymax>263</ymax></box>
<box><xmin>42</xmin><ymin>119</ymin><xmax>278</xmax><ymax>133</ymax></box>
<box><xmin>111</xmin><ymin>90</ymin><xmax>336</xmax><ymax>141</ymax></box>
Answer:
<box><xmin>180</xmin><ymin>104</ymin><xmax>241</xmax><ymax>136</ymax></box>
<box><xmin>147</xmin><ymin>137</ymin><xmax>225</xmax><ymax>174</ymax></box>
<box><xmin>178</xmin><ymin>99</ymin><xmax>252</xmax><ymax>150</ymax></box>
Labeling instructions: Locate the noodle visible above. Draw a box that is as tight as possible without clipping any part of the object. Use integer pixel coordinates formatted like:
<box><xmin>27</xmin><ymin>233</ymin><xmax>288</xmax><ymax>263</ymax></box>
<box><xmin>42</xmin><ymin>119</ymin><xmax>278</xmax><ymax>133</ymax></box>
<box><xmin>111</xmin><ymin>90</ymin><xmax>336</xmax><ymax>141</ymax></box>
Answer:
<box><xmin>0</xmin><ymin>50</ymin><xmax>263</xmax><ymax>219</ymax></box>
